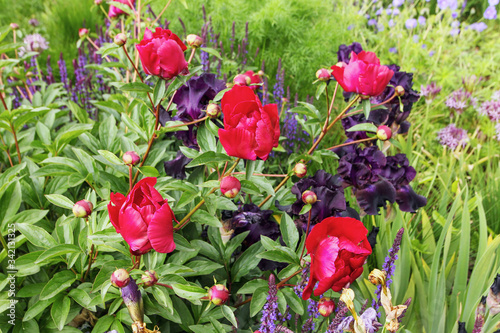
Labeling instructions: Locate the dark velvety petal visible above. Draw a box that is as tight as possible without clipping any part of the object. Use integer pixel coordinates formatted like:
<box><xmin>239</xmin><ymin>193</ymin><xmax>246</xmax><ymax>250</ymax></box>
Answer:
<box><xmin>158</xmin><ymin>104</ymin><xmax>172</xmax><ymax>127</ymax></box>
<box><xmin>337</xmin><ymin>42</ymin><xmax>363</xmax><ymax>64</ymax></box>
<box><xmin>355</xmin><ymin>180</ymin><xmax>396</xmax><ymax>215</ymax></box>
<box><xmin>367</xmin><ymin>227</ymin><xmax>379</xmax><ymax>250</ymax></box>
<box><xmin>164</xmin><ymin>151</ymin><xmax>192</xmax><ymax>180</ymax></box>
<box><xmin>339</xmin><ymin>206</ymin><xmax>361</xmax><ymax>220</ymax></box>
<box><xmin>396</xmin><ymin>185</ymin><xmax>427</xmax><ymax>212</ymax></box>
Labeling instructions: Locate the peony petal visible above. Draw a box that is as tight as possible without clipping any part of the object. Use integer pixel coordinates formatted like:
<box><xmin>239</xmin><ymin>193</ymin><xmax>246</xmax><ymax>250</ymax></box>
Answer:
<box><xmin>108</xmin><ymin>192</ymin><xmax>126</xmax><ymax>233</ymax></box>
<box><xmin>221</xmin><ymin>85</ymin><xmax>260</xmax><ymax>116</ymax></box>
<box><xmin>357</xmin><ymin>51</ymin><xmax>381</xmax><ymax>65</ymax></box>
<box><xmin>143</xmin><ymin>27</ymin><xmax>153</xmax><ymax>41</ymax></box>
<box><xmin>331</xmin><ymin>65</ymin><xmax>348</xmax><ymax>92</ymax></box>
<box><xmin>157</xmin><ymin>40</ymin><xmax>189</xmax><ymax>80</ymax></box>
<box><xmin>313</xmin><ymin>236</ymin><xmax>340</xmax><ymax>280</ymax></box>
<box><xmin>119</xmin><ymin>206</ymin><xmax>151</xmax><ymax>253</ymax></box>
<box><xmin>263</xmin><ymin>104</ymin><xmax>280</xmax><ymax>147</ymax></box>
<box><xmin>343</xmin><ymin>60</ymin><xmax>366</xmax><ymax>93</ymax></box>
<box><xmin>137</xmin><ymin>42</ymin><xmax>160</xmax><ymax>76</ymax></box>
<box><xmin>219</xmin><ymin>128</ymin><xmax>258</xmax><ymax>160</ymax></box>
<box><xmin>148</xmin><ymin>203</ymin><xmax>176</xmax><ymax>253</ymax></box>
<box><xmin>254</xmin><ymin>119</ymin><xmax>274</xmax><ymax>160</ymax></box>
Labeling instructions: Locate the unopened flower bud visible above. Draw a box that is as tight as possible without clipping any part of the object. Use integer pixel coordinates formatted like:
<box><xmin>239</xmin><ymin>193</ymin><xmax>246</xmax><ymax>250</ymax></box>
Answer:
<box><xmin>316</xmin><ymin>68</ymin><xmax>331</xmax><ymax>81</ymax></box>
<box><xmin>123</xmin><ymin>151</ymin><xmax>140</xmax><ymax>166</ymax></box>
<box><xmin>208</xmin><ymin>284</ymin><xmax>229</xmax><ymax>305</ymax></box>
<box><xmin>186</xmin><ymin>34</ymin><xmax>203</xmax><ymax>48</ymax></box>
<box><xmin>293</xmin><ymin>163</ymin><xmax>307</xmax><ymax>178</ymax></box>
<box><xmin>233</xmin><ymin>74</ymin><xmax>251</xmax><ymax>86</ymax></box>
<box><xmin>141</xmin><ymin>270</ymin><xmax>158</xmax><ymax>287</ymax></box>
<box><xmin>121</xmin><ymin>278</ymin><xmax>144</xmax><ymax>324</ymax></box>
<box><xmin>335</xmin><ymin>61</ymin><xmax>347</xmax><ymax>68</ymax></box>
<box><xmin>257</xmin><ymin>70</ymin><xmax>264</xmax><ymax>76</ymax></box>
<box><xmin>79</xmin><ymin>28</ymin><xmax>89</xmax><ymax>38</ymax></box>
<box><xmin>94</xmin><ymin>0</ymin><xmax>102</xmax><ymax>4</ymax></box>
<box><xmin>206</xmin><ymin>103</ymin><xmax>221</xmax><ymax>118</ymax></box>
<box><xmin>220</xmin><ymin>176</ymin><xmax>241</xmax><ymax>199</ymax></box>
<box><xmin>302</xmin><ymin>190</ymin><xmax>317</xmax><ymax>204</ymax></box>
<box><xmin>318</xmin><ymin>297</ymin><xmax>335</xmax><ymax>317</ymax></box>
<box><xmin>10</xmin><ymin>23</ymin><xmax>19</xmax><ymax>30</ymax></box>
<box><xmin>73</xmin><ymin>199</ymin><xmax>93</xmax><ymax>218</ymax></box>
<box><xmin>395</xmin><ymin>85</ymin><xmax>405</xmax><ymax>96</ymax></box>
<box><xmin>111</xmin><ymin>268</ymin><xmax>130</xmax><ymax>288</ymax></box>
<box><xmin>114</xmin><ymin>33</ymin><xmax>127</xmax><ymax>46</ymax></box>
<box><xmin>376</xmin><ymin>125</ymin><xmax>392</xmax><ymax>141</ymax></box>
<box><xmin>368</xmin><ymin>269</ymin><xmax>387</xmax><ymax>286</ymax></box>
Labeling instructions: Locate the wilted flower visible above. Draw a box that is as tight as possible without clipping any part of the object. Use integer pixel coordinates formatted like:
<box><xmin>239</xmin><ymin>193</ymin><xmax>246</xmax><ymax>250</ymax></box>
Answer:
<box><xmin>437</xmin><ymin>124</ymin><xmax>469</xmax><ymax>150</ymax></box>
<box><xmin>19</xmin><ymin>34</ymin><xmax>49</xmax><ymax>56</ymax></box>
<box><xmin>486</xmin><ymin>274</ymin><xmax>500</xmax><ymax>315</ymax></box>
<box><xmin>337</xmin><ymin>307</ymin><xmax>382</xmax><ymax>333</ymax></box>
<box><xmin>73</xmin><ymin>199</ymin><xmax>93</xmax><ymax>218</ymax></box>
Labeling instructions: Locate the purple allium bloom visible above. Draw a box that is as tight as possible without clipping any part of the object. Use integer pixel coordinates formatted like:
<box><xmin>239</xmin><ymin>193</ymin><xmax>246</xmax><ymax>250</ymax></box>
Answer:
<box><xmin>484</xmin><ymin>6</ymin><xmax>497</xmax><ymax>19</ymax></box>
<box><xmin>259</xmin><ymin>275</ymin><xmax>278</xmax><ymax>333</ymax></box>
<box><xmin>445</xmin><ymin>89</ymin><xmax>475</xmax><ymax>114</ymax></box>
<box><xmin>495</xmin><ymin>123</ymin><xmax>500</xmax><ymax>141</ymax></box>
<box><xmin>418</xmin><ymin>15</ymin><xmax>427</xmax><ymax>26</ymax></box>
<box><xmin>420</xmin><ymin>82</ymin><xmax>442</xmax><ymax>103</ymax></box>
<box><xmin>405</xmin><ymin>18</ymin><xmax>417</xmax><ymax>29</ymax></box>
<box><xmin>478</xmin><ymin>100</ymin><xmax>500</xmax><ymax>122</ymax></box>
<box><xmin>29</xmin><ymin>18</ymin><xmax>39</xmax><ymax>26</ymax></box>
<box><xmin>438</xmin><ymin>0</ymin><xmax>458</xmax><ymax>10</ymax></box>
<box><xmin>337</xmin><ymin>42</ymin><xmax>363</xmax><ymax>64</ymax></box>
<box><xmin>389</xmin><ymin>47</ymin><xmax>397</xmax><ymax>53</ymax></box>
<box><xmin>19</xmin><ymin>34</ymin><xmax>49</xmax><ymax>56</ymax></box>
<box><xmin>437</xmin><ymin>124</ymin><xmax>469</xmax><ymax>150</ymax></box>
<box><xmin>288</xmin><ymin>170</ymin><xmax>346</xmax><ymax>225</ymax></box>
<box><xmin>368</xmin><ymin>19</ymin><xmax>377</xmax><ymax>26</ymax></box>
<box><xmin>393</xmin><ymin>0</ymin><xmax>404</xmax><ymax>7</ymax></box>
<box><xmin>468</xmin><ymin>22</ymin><xmax>488</xmax><ymax>32</ymax></box>
<box><xmin>164</xmin><ymin>151</ymin><xmax>193</xmax><ymax>180</ymax></box>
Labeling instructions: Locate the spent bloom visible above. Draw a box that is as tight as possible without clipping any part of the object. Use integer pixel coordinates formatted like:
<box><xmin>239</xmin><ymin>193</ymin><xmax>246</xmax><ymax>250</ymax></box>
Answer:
<box><xmin>19</xmin><ymin>34</ymin><xmax>49</xmax><ymax>56</ymax></box>
<box><xmin>437</xmin><ymin>124</ymin><xmax>469</xmax><ymax>150</ymax></box>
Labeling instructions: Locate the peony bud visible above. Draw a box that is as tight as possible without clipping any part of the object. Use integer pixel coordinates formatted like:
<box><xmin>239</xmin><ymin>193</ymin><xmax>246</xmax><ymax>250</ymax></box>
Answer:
<box><xmin>293</xmin><ymin>163</ymin><xmax>307</xmax><ymax>178</ymax></box>
<box><xmin>257</xmin><ymin>70</ymin><xmax>264</xmax><ymax>77</ymax></box>
<box><xmin>233</xmin><ymin>74</ymin><xmax>251</xmax><ymax>86</ymax></box>
<box><xmin>395</xmin><ymin>85</ymin><xmax>405</xmax><ymax>96</ymax></box>
<box><xmin>123</xmin><ymin>151</ymin><xmax>140</xmax><ymax>166</ymax></box>
<box><xmin>220</xmin><ymin>176</ymin><xmax>241</xmax><ymax>199</ymax></box>
<box><xmin>186</xmin><ymin>34</ymin><xmax>203</xmax><ymax>48</ymax></box>
<box><xmin>302</xmin><ymin>190</ymin><xmax>317</xmax><ymax>204</ymax></box>
<box><xmin>335</xmin><ymin>61</ymin><xmax>347</xmax><ymax>68</ymax></box>
<box><xmin>94</xmin><ymin>0</ymin><xmax>102</xmax><ymax>4</ymax></box>
<box><xmin>121</xmin><ymin>278</ymin><xmax>144</xmax><ymax>324</ymax></box>
<box><xmin>376</xmin><ymin>125</ymin><xmax>392</xmax><ymax>141</ymax></box>
<box><xmin>111</xmin><ymin>268</ymin><xmax>130</xmax><ymax>288</ymax></box>
<box><xmin>208</xmin><ymin>284</ymin><xmax>230</xmax><ymax>305</ymax></box>
<box><xmin>318</xmin><ymin>297</ymin><xmax>335</xmax><ymax>317</ymax></box>
<box><xmin>78</xmin><ymin>28</ymin><xmax>89</xmax><ymax>38</ymax></box>
<box><xmin>114</xmin><ymin>33</ymin><xmax>127</xmax><ymax>46</ymax></box>
<box><xmin>10</xmin><ymin>23</ymin><xmax>19</xmax><ymax>30</ymax></box>
<box><xmin>368</xmin><ymin>269</ymin><xmax>387</xmax><ymax>286</ymax></box>
<box><xmin>141</xmin><ymin>270</ymin><xmax>158</xmax><ymax>287</ymax></box>
<box><xmin>73</xmin><ymin>199</ymin><xmax>93</xmax><ymax>218</ymax></box>
<box><xmin>206</xmin><ymin>103</ymin><xmax>221</xmax><ymax>118</ymax></box>
<box><xmin>316</xmin><ymin>68</ymin><xmax>331</xmax><ymax>81</ymax></box>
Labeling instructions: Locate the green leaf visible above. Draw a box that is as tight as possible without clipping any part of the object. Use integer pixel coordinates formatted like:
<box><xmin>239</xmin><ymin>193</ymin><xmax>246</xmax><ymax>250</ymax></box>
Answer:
<box><xmin>121</xmin><ymin>113</ymin><xmax>148</xmax><ymax>142</ymax></box>
<box><xmin>257</xmin><ymin>248</ymin><xmax>299</xmax><ymax>264</ymax></box>
<box><xmin>138</xmin><ymin>166</ymin><xmax>160</xmax><ymax>177</ymax></box>
<box><xmin>237</xmin><ymin>279</ymin><xmax>268</xmax><ymax>294</ymax></box>
<box><xmin>91</xmin><ymin>314</ymin><xmax>114</xmax><ymax>333</ymax></box>
<box><xmin>246</xmin><ymin>160</ymin><xmax>256</xmax><ymax>181</ymax></box>
<box><xmin>221</xmin><ymin>305</ymin><xmax>238</xmax><ymax>328</ymax></box>
<box><xmin>280</xmin><ymin>213</ymin><xmax>299</xmax><ymax>251</ymax></box>
<box><xmin>40</xmin><ymin>271</ymin><xmax>77</xmax><ymax>300</ymax></box>
<box><xmin>51</xmin><ymin>295</ymin><xmax>71</xmax><ymax>330</ymax></box>
<box><xmin>118</xmin><ymin>82</ymin><xmax>153</xmax><ymax>93</ymax></box>
<box><xmin>68</xmin><ymin>101</ymin><xmax>92</xmax><ymax>124</ymax></box>
<box><xmin>152</xmin><ymin>285</ymin><xmax>174</xmax><ymax>314</ymax></box>
<box><xmin>23</xmin><ymin>297</ymin><xmax>56</xmax><ymax>321</ymax></box>
<box><xmin>250</xmin><ymin>286</ymin><xmax>269</xmax><ymax>317</ymax></box>
<box><xmin>45</xmin><ymin>194</ymin><xmax>74</xmax><ymax>210</ymax></box>
<box><xmin>213</xmin><ymin>88</ymin><xmax>230</xmax><ymax>102</ymax></box>
<box><xmin>16</xmin><ymin>223</ymin><xmax>58</xmax><ymax>248</ymax></box>
<box><xmin>153</xmin><ymin>78</ymin><xmax>167</xmax><ymax>106</ymax></box>
<box><xmin>197</xmin><ymin>123</ymin><xmax>217</xmax><ymax>152</ymax></box>
<box><xmin>186</xmin><ymin>151</ymin><xmax>233</xmax><ymax>168</ymax></box>
<box><xmin>299</xmin><ymin>203</ymin><xmax>312</xmax><ymax>215</ymax></box>
<box><xmin>200</xmin><ymin>47</ymin><xmax>222</xmax><ymax>60</ymax></box>
<box><xmin>315</xmin><ymin>81</ymin><xmax>327</xmax><ymax>100</ymax></box>
<box><xmin>98</xmin><ymin>150</ymin><xmax>124</xmax><ymax>165</ymax></box>
<box><xmin>231</xmin><ymin>243</ymin><xmax>264</xmax><ymax>282</ymax></box>
<box><xmin>171</xmin><ymin>284</ymin><xmax>207</xmax><ymax>300</ymax></box>
<box><xmin>158</xmin><ymin>120</ymin><xmax>189</xmax><ymax>133</ymax></box>
<box><xmin>281</xmin><ymin>288</ymin><xmax>304</xmax><ymax>315</ymax></box>
<box><xmin>36</xmin><ymin>244</ymin><xmax>81</xmax><ymax>263</ymax></box>
<box><xmin>191</xmin><ymin>210</ymin><xmax>222</xmax><ymax>228</ymax></box>
<box><xmin>362</xmin><ymin>99</ymin><xmax>371</xmax><ymax>118</ymax></box>
<box><xmin>346</xmin><ymin>123</ymin><xmax>378</xmax><ymax>133</ymax></box>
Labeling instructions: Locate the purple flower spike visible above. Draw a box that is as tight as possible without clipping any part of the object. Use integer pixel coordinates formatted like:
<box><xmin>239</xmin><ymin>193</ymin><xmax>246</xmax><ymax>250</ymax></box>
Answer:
<box><xmin>260</xmin><ymin>275</ymin><xmax>278</xmax><ymax>333</ymax></box>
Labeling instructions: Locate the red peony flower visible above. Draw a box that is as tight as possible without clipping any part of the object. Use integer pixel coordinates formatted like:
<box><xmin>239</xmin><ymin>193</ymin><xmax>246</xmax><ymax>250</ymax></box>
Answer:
<box><xmin>108</xmin><ymin>177</ymin><xmax>177</xmax><ymax>255</ymax></box>
<box><xmin>108</xmin><ymin>0</ymin><xmax>135</xmax><ymax>18</ymax></box>
<box><xmin>302</xmin><ymin>217</ymin><xmax>372</xmax><ymax>300</ymax></box>
<box><xmin>331</xmin><ymin>51</ymin><xmax>394</xmax><ymax>97</ymax></box>
<box><xmin>219</xmin><ymin>85</ymin><xmax>280</xmax><ymax>161</ymax></box>
<box><xmin>244</xmin><ymin>70</ymin><xmax>263</xmax><ymax>90</ymax></box>
<box><xmin>136</xmin><ymin>28</ymin><xmax>189</xmax><ymax>80</ymax></box>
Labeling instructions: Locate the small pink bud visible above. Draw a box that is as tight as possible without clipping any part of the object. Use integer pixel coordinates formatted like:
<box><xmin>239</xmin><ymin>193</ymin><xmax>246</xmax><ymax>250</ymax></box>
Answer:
<box><xmin>376</xmin><ymin>125</ymin><xmax>392</xmax><ymax>141</ymax></box>
<box><xmin>316</xmin><ymin>68</ymin><xmax>331</xmax><ymax>81</ymax></box>
<box><xmin>302</xmin><ymin>190</ymin><xmax>317</xmax><ymax>204</ymax></box>
<box><xmin>73</xmin><ymin>199</ymin><xmax>93</xmax><ymax>218</ymax></box>
<box><xmin>111</xmin><ymin>268</ymin><xmax>130</xmax><ymax>288</ymax></box>
<box><xmin>293</xmin><ymin>163</ymin><xmax>307</xmax><ymax>178</ymax></box>
<box><xmin>257</xmin><ymin>70</ymin><xmax>265</xmax><ymax>76</ymax></box>
<box><xmin>335</xmin><ymin>61</ymin><xmax>347</xmax><ymax>68</ymax></box>
<box><xmin>186</xmin><ymin>34</ymin><xmax>203</xmax><ymax>48</ymax></box>
<box><xmin>10</xmin><ymin>23</ymin><xmax>19</xmax><ymax>30</ymax></box>
<box><xmin>318</xmin><ymin>297</ymin><xmax>335</xmax><ymax>317</ymax></box>
<box><xmin>79</xmin><ymin>28</ymin><xmax>89</xmax><ymax>39</ymax></box>
<box><xmin>395</xmin><ymin>85</ymin><xmax>405</xmax><ymax>96</ymax></box>
<box><xmin>206</xmin><ymin>103</ymin><xmax>221</xmax><ymax>118</ymax></box>
<box><xmin>123</xmin><ymin>151</ymin><xmax>140</xmax><ymax>166</ymax></box>
<box><xmin>94</xmin><ymin>0</ymin><xmax>103</xmax><ymax>4</ymax></box>
<box><xmin>208</xmin><ymin>284</ymin><xmax>229</xmax><ymax>305</ymax></box>
<box><xmin>141</xmin><ymin>270</ymin><xmax>158</xmax><ymax>287</ymax></box>
<box><xmin>233</xmin><ymin>74</ymin><xmax>251</xmax><ymax>86</ymax></box>
<box><xmin>114</xmin><ymin>33</ymin><xmax>127</xmax><ymax>47</ymax></box>
<box><xmin>220</xmin><ymin>176</ymin><xmax>241</xmax><ymax>199</ymax></box>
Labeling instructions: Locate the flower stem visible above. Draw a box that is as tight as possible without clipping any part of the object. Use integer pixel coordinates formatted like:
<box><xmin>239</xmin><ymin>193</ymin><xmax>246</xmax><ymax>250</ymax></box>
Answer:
<box><xmin>0</xmin><ymin>132</ymin><xmax>14</xmax><ymax>167</ymax></box>
<box><xmin>99</xmin><ymin>4</ymin><xmax>111</xmax><ymax>21</ymax></box>
<box><xmin>8</xmin><ymin>123</ymin><xmax>21</xmax><ymax>164</ymax></box>
<box><xmin>156</xmin><ymin>282</ymin><xmax>173</xmax><ymax>290</ymax></box>
<box><xmin>299</xmin><ymin>210</ymin><xmax>312</xmax><ymax>260</ymax></box>
<box><xmin>325</xmin><ymin>136</ymin><xmax>377</xmax><ymax>151</ymax></box>
<box><xmin>82</xmin><ymin>244</ymin><xmax>95</xmax><ymax>282</ymax></box>
<box><xmin>151</xmin><ymin>0</ymin><xmax>173</xmax><ymax>25</ymax></box>
<box><xmin>128</xmin><ymin>165</ymin><xmax>133</xmax><ymax>193</ymax></box>
<box><xmin>232</xmin><ymin>172</ymin><xmax>287</xmax><ymax>177</ymax></box>
<box><xmin>341</xmin><ymin>92</ymin><xmax>397</xmax><ymax>119</ymax></box>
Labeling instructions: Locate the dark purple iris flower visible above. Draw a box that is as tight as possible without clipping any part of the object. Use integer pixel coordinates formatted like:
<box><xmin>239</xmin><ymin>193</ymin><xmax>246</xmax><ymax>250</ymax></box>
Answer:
<box><xmin>374</xmin><ymin>64</ymin><xmax>420</xmax><ymax>107</ymax></box>
<box><xmin>164</xmin><ymin>151</ymin><xmax>193</xmax><ymax>180</ymax></box>
<box><xmin>337</xmin><ymin>42</ymin><xmax>363</xmax><ymax>64</ymax></box>
<box><xmin>230</xmin><ymin>204</ymin><xmax>280</xmax><ymax>246</ymax></box>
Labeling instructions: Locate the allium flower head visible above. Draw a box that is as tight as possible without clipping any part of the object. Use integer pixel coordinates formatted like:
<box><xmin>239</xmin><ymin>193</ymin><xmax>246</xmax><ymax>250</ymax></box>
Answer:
<box><xmin>19</xmin><ymin>34</ymin><xmax>49</xmax><ymax>56</ymax></box>
<box><xmin>478</xmin><ymin>100</ymin><xmax>500</xmax><ymax>122</ymax></box>
<box><xmin>445</xmin><ymin>89</ymin><xmax>476</xmax><ymax>114</ymax></box>
<box><xmin>437</xmin><ymin>124</ymin><xmax>469</xmax><ymax>150</ymax></box>
<box><xmin>420</xmin><ymin>82</ymin><xmax>442</xmax><ymax>103</ymax></box>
